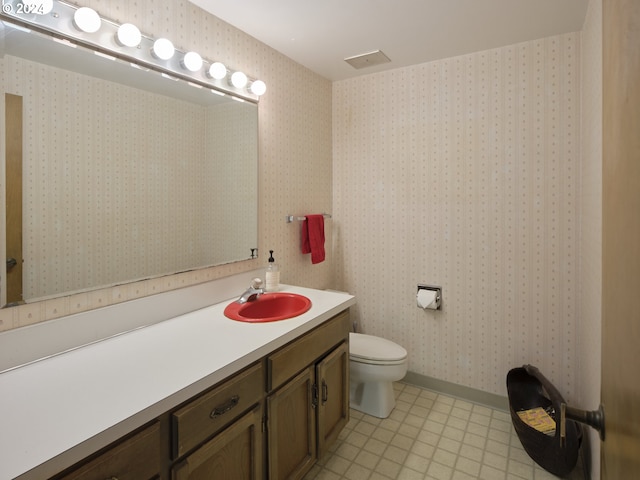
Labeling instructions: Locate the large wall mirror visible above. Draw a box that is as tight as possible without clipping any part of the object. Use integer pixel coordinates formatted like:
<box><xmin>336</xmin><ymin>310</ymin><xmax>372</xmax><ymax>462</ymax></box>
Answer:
<box><xmin>1</xmin><ymin>14</ymin><xmax>259</xmax><ymax>306</ymax></box>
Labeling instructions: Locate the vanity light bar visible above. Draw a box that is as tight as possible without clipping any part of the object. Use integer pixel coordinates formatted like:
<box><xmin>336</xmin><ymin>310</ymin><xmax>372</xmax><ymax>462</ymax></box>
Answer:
<box><xmin>0</xmin><ymin>0</ymin><xmax>266</xmax><ymax>102</ymax></box>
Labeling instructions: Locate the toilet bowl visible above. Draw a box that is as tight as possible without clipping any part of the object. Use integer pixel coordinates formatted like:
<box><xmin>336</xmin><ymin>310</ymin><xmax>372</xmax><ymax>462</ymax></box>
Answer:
<box><xmin>349</xmin><ymin>332</ymin><xmax>408</xmax><ymax>418</ymax></box>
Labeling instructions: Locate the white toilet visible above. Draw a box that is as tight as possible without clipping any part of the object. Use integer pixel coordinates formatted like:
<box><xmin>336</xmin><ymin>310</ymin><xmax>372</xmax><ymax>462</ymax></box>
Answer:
<box><xmin>349</xmin><ymin>332</ymin><xmax>408</xmax><ymax>418</ymax></box>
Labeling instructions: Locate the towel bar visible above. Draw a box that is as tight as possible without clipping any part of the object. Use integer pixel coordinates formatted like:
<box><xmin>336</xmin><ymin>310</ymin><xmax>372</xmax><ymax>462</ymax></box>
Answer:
<box><xmin>285</xmin><ymin>213</ymin><xmax>332</xmax><ymax>223</ymax></box>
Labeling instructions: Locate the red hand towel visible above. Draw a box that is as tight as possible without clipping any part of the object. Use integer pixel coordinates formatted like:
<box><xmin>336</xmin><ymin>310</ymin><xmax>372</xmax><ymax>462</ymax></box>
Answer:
<box><xmin>301</xmin><ymin>215</ymin><xmax>325</xmax><ymax>264</ymax></box>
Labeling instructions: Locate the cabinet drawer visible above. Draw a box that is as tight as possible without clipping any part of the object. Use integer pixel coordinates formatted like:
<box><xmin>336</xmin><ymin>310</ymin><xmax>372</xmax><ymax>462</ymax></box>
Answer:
<box><xmin>172</xmin><ymin>404</ymin><xmax>264</xmax><ymax>480</ymax></box>
<box><xmin>172</xmin><ymin>362</ymin><xmax>264</xmax><ymax>458</ymax></box>
<box><xmin>57</xmin><ymin>422</ymin><xmax>160</xmax><ymax>480</ymax></box>
<box><xmin>268</xmin><ymin>310</ymin><xmax>350</xmax><ymax>391</ymax></box>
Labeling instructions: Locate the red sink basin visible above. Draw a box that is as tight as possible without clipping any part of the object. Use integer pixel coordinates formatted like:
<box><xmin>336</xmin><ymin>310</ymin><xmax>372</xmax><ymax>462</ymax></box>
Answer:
<box><xmin>224</xmin><ymin>293</ymin><xmax>312</xmax><ymax>323</ymax></box>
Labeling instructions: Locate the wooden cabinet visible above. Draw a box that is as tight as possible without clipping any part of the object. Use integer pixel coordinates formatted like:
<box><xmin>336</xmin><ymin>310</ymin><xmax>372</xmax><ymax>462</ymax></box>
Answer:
<box><xmin>170</xmin><ymin>362</ymin><xmax>265</xmax><ymax>480</ymax></box>
<box><xmin>55</xmin><ymin>422</ymin><xmax>161</xmax><ymax>480</ymax></box>
<box><xmin>170</xmin><ymin>310</ymin><xmax>349</xmax><ymax>480</ymax></box>
<box><xmin>172</xmin><ymin>362</ymin><xmax>264</xmax><ymax>459</ymax></box>
<box><xmin>47</xmin><ymin>309</ymin><xmax>350</xmax><ymax>480</ymax></box>
<box><xmin>172</xmin><ymin>404</ymin><xmax>264</xmax><ymax>480</ymax></box>
<box><xmin>267</xmin><ymin>311</ymin><xmax>350</xmax><ymax>392</ymax></box>
<box><xmin>266</xmin><ymin>311</ymin><xmax>350</xmax><ymax>480</ymax></box>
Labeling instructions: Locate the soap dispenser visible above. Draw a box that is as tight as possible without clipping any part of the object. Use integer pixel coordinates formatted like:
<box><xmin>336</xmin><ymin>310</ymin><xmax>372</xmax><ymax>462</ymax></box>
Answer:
<box><xmin>265</xmin><ymin>250</ymin><xmax>280</xmax><ymax>292</ymax></box>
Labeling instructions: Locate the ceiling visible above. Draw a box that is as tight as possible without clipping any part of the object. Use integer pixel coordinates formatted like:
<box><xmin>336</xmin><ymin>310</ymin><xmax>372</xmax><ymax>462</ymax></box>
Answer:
<box><xmin>189</xmin><ymin>0</ymin><xmax>589</xmax><ymax>81</ymax></box>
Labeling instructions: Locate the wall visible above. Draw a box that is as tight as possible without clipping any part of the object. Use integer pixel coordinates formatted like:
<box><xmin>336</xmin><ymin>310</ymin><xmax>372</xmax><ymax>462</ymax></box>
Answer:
<box><xmin>333</xmin><ymin>33</ymin><xmax>581</xmax><ymax>398</ymax></box>
<box><xmin>579</xmin><ymin>0</ymin><xmax>602</xmax><ymax>476</ymax></box>
<box><xmin>0</xmin><ymin>0</ymin><xmax>333</xmax><ymax>331</ymax></box>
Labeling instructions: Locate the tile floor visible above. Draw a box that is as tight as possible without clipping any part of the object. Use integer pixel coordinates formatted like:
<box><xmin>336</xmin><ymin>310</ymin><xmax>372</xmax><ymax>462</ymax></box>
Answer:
<box><xmin>304</xmin><ymin>382</ymin><xmax>586</xmax><ymax>480</ymax></box>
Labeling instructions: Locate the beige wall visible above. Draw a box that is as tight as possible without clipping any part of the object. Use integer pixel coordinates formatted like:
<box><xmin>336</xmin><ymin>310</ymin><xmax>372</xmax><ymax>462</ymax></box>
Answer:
<box><xmin>0</xmin><ymin>0</ymin><xmax>333</xmax><ymax>331</ymax></box>
<box><xmin>333</xmin><ymin>33</ymin><xmax>582</xmax><ymax>399</ymax></box>
<box><xmin>579</xmin><ymin>0</ymin><xmax>603</xmax><ymax>476</ymax></box>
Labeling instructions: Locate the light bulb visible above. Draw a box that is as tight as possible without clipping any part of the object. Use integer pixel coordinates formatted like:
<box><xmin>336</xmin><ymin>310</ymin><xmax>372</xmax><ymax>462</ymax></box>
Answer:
<box><xmin>208</xmin><ymin>62</ymin><xmax>227</xmax><ymax>80</ymax></box>
<box><xmin>117</xmin><ymin>23</ymin><xmax>142</xmax><ymax>48</ymax></box>
<box><xmin>152</xmin><ymin>38</ymin><xmax>175</xmax><ymax>60</ymax></box>
<box><xmin>182</xmin><ymin>51</ymin><xmax>203</xmax><ymax>72</ymax></box>
<box><xmin>230</xmin><ymin>71</ymin><xmax>248</xmax><ymax>89</ymax></box>
<box><xmin>250</xmin><ymin>80</ymin><xmax>267</xmax><ymax>96</ymax></box>
<box><xmin>73</xmin><ymin>7</ymin><xmax>101</xmax><ymax>33</ymax></box>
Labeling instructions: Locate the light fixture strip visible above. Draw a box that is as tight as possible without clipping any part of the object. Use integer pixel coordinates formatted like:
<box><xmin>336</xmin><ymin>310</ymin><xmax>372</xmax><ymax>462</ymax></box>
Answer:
<box><xmin>0</xmin><ymin>0</ymin><xmax>263</xmax><ymax>102</ymax></box>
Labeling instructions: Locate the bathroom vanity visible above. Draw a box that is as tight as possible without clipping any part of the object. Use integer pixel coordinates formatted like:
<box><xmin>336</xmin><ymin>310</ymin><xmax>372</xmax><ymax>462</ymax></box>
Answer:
<box><xmin>0</xmin><ymin>278</ymin><xmax>355</xmax><ymax>480</ymax></box>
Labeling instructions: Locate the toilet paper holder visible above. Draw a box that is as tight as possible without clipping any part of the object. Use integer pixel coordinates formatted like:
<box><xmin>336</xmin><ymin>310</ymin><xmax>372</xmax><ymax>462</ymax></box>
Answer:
<box><xmin>417</xmin><ymin>284</ymin><xmax>442</xmax><ymax>310</ymax></box>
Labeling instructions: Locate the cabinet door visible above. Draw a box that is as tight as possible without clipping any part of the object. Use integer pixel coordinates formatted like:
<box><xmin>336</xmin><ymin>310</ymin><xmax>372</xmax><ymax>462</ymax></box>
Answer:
<box><xmin>267</xmin><ymin>366</ymin><xmax>316</xmax><ymax>480</ymax></box>
<box><xmin>172</xmin><ymin>404</ymin><xmax>263</xmax><ymax>480</ymax></box>
<box><xmin>316</xmin><ymin>342</ymin><xmax>349</xmax><ymax>459</ymax></box>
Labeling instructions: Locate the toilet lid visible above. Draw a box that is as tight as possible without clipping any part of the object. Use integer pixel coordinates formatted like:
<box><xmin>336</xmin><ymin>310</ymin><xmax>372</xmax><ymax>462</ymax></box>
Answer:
<box><xmin>349</xmin><ymin>333</ymin><xmax>407</xmax><ymax>363</ymax></box>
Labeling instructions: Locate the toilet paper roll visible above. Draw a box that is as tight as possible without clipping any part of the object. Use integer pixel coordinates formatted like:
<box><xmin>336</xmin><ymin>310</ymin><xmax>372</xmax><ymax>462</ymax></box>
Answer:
<box><xmin>417</xmin><ymin>289</ymin><xmax>438</xmax><ymax>309</ymax></box>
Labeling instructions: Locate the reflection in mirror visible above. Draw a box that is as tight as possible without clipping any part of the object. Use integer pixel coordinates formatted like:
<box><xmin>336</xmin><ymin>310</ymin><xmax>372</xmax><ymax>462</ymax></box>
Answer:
<box><xmin>1</xmin><ymin>18</ymin><xmax>259</xmax><ymax>305</ymax></box>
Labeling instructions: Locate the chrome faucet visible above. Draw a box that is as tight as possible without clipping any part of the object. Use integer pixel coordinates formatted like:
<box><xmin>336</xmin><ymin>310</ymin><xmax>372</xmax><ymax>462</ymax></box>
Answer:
<box><xmin>235</xmin><ymin>278</ymin><xmax>264</xmax><ymax>304</ymax></box>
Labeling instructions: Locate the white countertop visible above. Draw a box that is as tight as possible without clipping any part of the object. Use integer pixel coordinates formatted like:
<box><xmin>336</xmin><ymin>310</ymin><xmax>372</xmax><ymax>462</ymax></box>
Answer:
<box><xmin>0</xmin><ymin>285</ymin><xmax>355</xmax><ymax>480</ymax></box>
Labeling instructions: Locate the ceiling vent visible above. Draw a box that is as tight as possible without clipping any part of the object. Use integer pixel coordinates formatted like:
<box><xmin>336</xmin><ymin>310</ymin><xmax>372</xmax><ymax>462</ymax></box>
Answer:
<box><xmin>344</xmin><ymin>50</ymin><xmax>391</xmax><ymax>69</ymax></box>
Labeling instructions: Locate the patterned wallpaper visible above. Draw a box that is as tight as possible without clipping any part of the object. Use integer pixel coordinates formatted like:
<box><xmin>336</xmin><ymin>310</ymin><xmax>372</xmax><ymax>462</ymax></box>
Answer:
<box><xmin>333</xmin><ymin>33</ymin><xmax>581</xmax><ymax>398</ymax></box>
<box><xmin>0</xmin><ymin>0</ymin><xmax>333</xmax><ymax>330</ymax></box>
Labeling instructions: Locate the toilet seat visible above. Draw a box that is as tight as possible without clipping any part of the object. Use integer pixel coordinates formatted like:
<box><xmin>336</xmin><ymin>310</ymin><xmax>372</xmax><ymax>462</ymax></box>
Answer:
<box><xmin>349</xmin><ymin>333</ymin><xmax>407</xmax><ymax>365</ymax></box>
